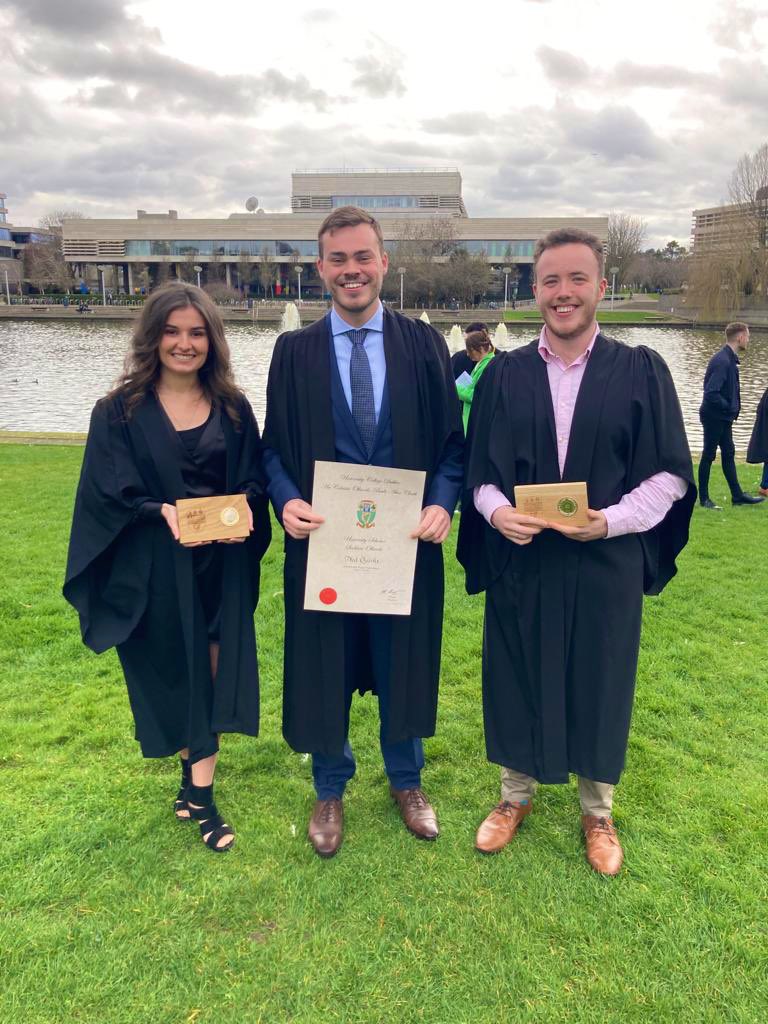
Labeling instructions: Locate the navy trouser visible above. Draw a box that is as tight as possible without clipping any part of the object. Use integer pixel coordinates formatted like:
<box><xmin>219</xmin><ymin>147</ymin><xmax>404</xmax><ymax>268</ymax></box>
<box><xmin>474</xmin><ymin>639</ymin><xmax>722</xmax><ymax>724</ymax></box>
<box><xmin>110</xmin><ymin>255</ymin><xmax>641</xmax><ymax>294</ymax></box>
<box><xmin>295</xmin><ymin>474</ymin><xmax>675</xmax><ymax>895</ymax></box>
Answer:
<box><xmin>698</xmin><ymin>414</ymin><xmax>744</xmax><ymax>500</ymax></box>
<box><xmin>312</xmin><ymin>615</ymin><xmax>424</xmax><ymax>799</ymax></box>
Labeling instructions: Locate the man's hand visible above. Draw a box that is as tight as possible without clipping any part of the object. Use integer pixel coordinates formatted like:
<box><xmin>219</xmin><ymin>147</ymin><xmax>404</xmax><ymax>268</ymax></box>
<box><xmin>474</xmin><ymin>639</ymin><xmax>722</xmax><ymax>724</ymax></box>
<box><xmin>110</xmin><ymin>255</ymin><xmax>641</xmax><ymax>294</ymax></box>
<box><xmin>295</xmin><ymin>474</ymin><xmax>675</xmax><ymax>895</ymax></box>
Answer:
<box><xmin>549</xmin><ymin>509</ymin><xmax>608</xmax><ymax>542</ymax></box>
<box><xmin>282</xmin><ymin>498</ymin><xmax>325</xmax><ymax>540</ymax></box>
<box><xmin>411</xmin><ymin>505</ymin><xmax>451</xmax><ymax>544</ymax></box>
<box><xmin>490</xmin><ymin>505</ymin><xmax>548</xmax><ymax>546</ymax></box>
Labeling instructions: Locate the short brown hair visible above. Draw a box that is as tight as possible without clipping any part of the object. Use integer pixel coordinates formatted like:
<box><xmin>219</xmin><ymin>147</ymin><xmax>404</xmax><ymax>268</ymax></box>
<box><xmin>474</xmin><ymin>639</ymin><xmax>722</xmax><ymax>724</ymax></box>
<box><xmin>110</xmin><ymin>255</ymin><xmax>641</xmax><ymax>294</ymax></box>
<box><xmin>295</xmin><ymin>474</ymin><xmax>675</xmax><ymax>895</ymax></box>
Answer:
<box><xmin>725</xmin><ymin>321</ymin><xmax>749</xmax><ymax>342</ymax></box>
<box><xmin>533</xmin><ymin>227</ymin><xmax>606</xmax><ymax>279</ymax></box>
<box><xmin>318</xmin><ymin>206</ymin><xmax>384</xmax><ymax>257</ymax></box>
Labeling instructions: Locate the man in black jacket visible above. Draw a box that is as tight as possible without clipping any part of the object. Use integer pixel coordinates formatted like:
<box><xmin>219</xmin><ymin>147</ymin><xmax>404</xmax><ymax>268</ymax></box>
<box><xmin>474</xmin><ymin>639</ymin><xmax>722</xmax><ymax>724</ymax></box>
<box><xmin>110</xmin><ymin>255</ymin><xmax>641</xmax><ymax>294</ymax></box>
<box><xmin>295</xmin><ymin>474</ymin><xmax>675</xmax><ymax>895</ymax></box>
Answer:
<box><xmin>698</xmin><ymin>322</ymin><xmax>764</xmax><ymax>508</ymax></box>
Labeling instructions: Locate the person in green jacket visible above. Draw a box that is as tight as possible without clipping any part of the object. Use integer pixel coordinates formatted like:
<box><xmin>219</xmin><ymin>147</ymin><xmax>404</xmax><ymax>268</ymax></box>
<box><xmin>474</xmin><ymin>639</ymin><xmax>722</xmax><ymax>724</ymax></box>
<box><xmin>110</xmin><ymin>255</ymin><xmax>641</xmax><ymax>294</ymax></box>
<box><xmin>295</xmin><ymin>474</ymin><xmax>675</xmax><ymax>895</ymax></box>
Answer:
<box><xmin>456</xmin><ymin>328</ymin><xmax>495</xmax><ymax>433</ymax></box>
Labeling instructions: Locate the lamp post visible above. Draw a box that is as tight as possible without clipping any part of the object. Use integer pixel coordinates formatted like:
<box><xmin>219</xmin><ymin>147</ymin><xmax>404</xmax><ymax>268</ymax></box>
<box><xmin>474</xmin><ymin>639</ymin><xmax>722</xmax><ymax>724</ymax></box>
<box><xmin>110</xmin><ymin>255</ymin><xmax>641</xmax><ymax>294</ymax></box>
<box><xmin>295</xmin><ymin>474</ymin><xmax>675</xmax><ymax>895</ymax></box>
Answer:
<box><xmin>503</xmin><ymin>265</ymin><xmax>512</xmax><ymax>310</ymax></box>
<box><xmin>97</xmin><ymin>265</ymin><xmax>107</xmax><ymax>306</ymax></box>
<box><xmin>3</xmin><ymin>268</ymin><xmax>10</xmax><ymax>305</ymax></box>
<box><xmin>295</xmin><ymin>265</ymin><xmax>303</xmax><ymax>303</ymax></box>
<box><xmin>194</xmin><ymin>265</ymin><xmax>202</xmax><ymax>288</ymax></box>
<box><xmin>398</xmin><ymin>267</ymin><xmax>406</xmax><ymax>311</ymax></box>
<box><xmin>610</xmin><ymin>266</ymin><xmax>620</xmax><ymax>310</ymax></box>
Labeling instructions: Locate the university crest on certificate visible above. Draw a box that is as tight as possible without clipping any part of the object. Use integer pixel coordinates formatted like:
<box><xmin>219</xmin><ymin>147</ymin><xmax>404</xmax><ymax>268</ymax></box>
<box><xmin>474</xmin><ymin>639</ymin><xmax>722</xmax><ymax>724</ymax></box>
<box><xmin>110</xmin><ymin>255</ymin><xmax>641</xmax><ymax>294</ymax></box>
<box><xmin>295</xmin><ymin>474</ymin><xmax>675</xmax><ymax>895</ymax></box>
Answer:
<box><xmin>304</xmin><ymin>461</ymin><xmax>426</xmax><ymax>616</ymax></box>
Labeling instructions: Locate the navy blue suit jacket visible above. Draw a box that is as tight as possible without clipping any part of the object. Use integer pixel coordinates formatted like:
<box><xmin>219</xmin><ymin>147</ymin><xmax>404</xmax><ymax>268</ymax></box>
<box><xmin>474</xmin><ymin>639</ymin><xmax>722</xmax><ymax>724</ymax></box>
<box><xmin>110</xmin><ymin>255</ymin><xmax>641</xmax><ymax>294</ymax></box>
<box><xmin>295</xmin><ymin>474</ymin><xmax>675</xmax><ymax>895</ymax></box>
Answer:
<box><xmin>263</xmin><ymin>316</ymin><xmax>462</xmax><ymax>516</ymax></box>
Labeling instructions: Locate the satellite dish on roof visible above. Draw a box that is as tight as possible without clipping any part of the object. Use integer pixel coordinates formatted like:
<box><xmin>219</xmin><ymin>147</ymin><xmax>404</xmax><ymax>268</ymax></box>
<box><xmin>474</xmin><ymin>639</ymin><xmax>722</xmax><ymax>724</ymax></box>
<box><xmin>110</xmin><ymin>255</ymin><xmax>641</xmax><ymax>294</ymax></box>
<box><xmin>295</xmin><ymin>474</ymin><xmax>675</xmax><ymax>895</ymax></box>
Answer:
<box><xmin>245</xmin><ymin>197</ymin><xmax>259</xmax><ymax>212</ymax></box>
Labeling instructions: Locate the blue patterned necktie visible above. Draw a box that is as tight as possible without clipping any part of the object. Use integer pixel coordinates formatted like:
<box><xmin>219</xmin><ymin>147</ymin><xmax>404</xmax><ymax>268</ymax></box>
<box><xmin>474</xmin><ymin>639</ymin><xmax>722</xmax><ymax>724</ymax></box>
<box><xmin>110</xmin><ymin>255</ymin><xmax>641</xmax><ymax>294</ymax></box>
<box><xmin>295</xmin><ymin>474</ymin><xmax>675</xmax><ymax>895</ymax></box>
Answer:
<box><xmin>347</xmin><ymin>328</ymin><xmax>377</xmax><ymax>456</ymax></box>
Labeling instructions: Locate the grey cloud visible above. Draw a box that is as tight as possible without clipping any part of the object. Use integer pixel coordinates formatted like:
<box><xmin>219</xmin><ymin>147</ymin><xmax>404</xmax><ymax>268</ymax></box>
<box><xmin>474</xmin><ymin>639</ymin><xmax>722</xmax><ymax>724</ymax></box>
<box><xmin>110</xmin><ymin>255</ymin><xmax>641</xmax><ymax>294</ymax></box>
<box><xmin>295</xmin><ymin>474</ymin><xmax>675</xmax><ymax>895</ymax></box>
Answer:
<box><xmin>610</xmin><ymin>61</ymin><xmax>712</xmax><ymax>90</ymax></box>
<box><xmin>537</xmin><ymin>46</ymin><xmax>592</xmax><ymax>86</ymax></box>
<box><xmin>6</xmin><ymin>1</ymin><xmax>333</xmax><ymax>116</ymax></box>
<box><xmin>710</xmin><ymin>3</ymin><xmax>766</xmax><ymax>50</ymax></box>
<box><xmin>421</xmin><ymin>112</ymin><xmax>497</xmax><ymax>136</ymax></box>
<box><xmin>349</xmin><ymin>54</ymin><xmax>406</xmax><ymax>99</ymax></box>
<box><xmin>556</xmin><ymin>104</ymin><xmax>664</xmax><ymax>161</ymax></box>
<box><xmin>1</xmin><ymin>0</ymin><xmax>160</xmax><ymax>43</ymax></box>
<box><xmin>0</xmin><ymin>86</ymin><xmax>55</xmax><ymax>138</ymax></box>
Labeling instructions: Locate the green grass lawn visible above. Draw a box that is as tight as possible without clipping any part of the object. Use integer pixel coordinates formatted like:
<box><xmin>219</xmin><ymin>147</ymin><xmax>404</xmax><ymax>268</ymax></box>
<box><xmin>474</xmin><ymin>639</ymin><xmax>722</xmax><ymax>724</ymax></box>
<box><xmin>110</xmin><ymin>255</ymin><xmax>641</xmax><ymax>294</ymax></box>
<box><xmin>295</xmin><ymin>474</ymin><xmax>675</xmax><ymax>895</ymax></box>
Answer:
<box><xmin>503</xmin><ymin>309</ymin><xmax>672</xmax><ymax>323</ymax></box>
<box><xmin>1</xmin><ymin>445</ymin><xmax>767</xmax><ymax>1023</ymax></box>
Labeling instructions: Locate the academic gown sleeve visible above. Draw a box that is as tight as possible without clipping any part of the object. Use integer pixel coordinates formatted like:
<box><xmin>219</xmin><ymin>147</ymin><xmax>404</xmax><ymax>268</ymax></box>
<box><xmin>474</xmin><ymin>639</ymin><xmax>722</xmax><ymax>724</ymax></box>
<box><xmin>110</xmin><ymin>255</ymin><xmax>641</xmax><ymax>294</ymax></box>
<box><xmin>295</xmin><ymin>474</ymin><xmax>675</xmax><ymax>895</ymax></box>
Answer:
<box><xmin>63</xmin><ymin>397</ymin><xmax>161</xmax><ymax>654</ymax></box>
<box><xmin>456</xmin><ymin>353</ymin><xmax>513</xmax><ymax>595</ymax></box>
<box><xmin>747</xmin><ymin>389</ymin><xmax>768</xmax><ymax>463</ymax></box>
<box><xmin>628</xmin><ymin>346</ymin><xmax>696</xmax><ymax>595</ymax></box>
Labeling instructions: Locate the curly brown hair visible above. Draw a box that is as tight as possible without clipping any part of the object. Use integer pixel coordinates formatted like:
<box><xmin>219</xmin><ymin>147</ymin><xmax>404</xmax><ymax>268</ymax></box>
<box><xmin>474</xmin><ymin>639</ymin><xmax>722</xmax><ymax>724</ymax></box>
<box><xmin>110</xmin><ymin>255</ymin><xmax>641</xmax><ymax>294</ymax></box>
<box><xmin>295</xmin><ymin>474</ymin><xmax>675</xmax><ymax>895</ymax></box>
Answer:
<box><xmin>112</xmin><ymin>282</ymin><xmax>243</xmax><ymax>424</ymax></box>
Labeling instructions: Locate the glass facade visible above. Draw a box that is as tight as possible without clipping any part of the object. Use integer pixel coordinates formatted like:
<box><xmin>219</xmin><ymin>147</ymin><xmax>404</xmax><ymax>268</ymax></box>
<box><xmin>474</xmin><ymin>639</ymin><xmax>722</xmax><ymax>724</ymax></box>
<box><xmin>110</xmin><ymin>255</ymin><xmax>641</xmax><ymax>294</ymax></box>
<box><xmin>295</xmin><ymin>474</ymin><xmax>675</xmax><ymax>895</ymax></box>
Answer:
<box><xmin>331</xmin><ymin>195</ymin><xmax>420</xmax><ymax>209</ymax></box>
<box><xmin>122</xmin><ymin>238</ymin><xmax>535</xmax><ymax>260</ymax></box>
<box><xmin>0</xmin><ymin>228</ymin><xmax>11</xmax><ymax>241</ymax></box>
<box><xmin>125</xmin><ymin>239</ymin><xmax>320</xmax><ymax>258</ymax></box>
<box><xmin>462</xmin><ymin>240</ymin><xmax>535</xmax><ymax>259</ymax></box>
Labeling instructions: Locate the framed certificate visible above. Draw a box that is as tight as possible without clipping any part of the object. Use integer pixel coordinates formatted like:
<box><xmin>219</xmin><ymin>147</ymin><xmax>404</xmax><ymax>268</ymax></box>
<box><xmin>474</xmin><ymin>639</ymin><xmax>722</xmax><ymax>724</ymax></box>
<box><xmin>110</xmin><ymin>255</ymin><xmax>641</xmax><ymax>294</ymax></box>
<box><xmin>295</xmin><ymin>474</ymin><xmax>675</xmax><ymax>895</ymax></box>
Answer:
<box><xmin>304</xmin><ymin>461</ymin><xmax>426</xmax><ymax>615</ymax></box>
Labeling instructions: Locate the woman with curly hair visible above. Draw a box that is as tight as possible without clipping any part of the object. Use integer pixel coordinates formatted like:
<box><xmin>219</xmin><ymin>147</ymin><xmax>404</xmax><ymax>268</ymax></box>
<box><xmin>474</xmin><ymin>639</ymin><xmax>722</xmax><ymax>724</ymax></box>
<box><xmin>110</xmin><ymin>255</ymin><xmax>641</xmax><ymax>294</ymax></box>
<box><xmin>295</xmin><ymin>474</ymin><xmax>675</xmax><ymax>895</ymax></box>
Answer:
<box><xmin>64</xmin><ymin>282</ymin><xmax>271</xmax><ymax>852</ymax></box>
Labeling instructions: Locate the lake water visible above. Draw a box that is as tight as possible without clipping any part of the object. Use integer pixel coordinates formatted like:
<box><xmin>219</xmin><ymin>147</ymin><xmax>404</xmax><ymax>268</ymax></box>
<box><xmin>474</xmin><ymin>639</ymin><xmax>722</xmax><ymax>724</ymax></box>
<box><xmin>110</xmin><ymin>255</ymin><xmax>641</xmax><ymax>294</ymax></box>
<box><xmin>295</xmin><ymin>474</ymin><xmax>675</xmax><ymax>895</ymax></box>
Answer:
<box><xmin>0</xmin><ymin>319</ymin><xmax>766</xmax><ymax>452</ymax></box>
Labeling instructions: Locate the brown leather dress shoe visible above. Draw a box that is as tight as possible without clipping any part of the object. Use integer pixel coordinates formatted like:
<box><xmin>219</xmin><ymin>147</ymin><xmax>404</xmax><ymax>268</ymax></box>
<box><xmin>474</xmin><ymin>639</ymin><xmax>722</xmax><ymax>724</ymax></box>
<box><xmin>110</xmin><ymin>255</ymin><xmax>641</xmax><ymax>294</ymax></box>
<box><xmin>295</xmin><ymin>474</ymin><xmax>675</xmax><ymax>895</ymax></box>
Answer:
<box><xmin>475</xmin><ymin>800</ymin><xmax>532</xmax><ymax>853</ymax></box>
<box><xmin>390</xmin><ymin>786</ymin><xmax>439</xmax><ymax>839</ymax></box>
<box><xmin>581</xmin><ymin>815</ymin><xmax>624</xmax><ymax>875</ymax></box>
<box><xmin>308</xmin><ymin>798</ymin><xmax>343</xmax><ymax>858</ymax></box>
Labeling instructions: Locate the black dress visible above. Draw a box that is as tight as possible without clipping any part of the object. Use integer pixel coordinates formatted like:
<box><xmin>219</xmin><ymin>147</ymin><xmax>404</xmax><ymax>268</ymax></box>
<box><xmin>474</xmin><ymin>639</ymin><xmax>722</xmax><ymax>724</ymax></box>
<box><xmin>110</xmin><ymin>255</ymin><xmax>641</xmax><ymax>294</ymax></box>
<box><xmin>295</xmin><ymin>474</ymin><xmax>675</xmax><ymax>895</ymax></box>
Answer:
<box><xmin>64</xmin><ymin>392</ymin><xmax>271</xmax><ymax>765</ymax></box>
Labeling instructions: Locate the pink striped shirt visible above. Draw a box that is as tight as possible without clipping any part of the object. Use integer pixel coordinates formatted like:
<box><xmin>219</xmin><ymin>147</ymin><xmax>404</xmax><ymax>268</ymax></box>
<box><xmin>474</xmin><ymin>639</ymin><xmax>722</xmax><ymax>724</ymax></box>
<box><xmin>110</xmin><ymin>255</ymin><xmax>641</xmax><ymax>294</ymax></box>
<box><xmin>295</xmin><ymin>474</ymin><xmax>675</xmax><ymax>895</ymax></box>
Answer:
<box><xmin>474</xmin><ymin>325</ymin><xmax>688</xmax><ymax>537</ymax></box>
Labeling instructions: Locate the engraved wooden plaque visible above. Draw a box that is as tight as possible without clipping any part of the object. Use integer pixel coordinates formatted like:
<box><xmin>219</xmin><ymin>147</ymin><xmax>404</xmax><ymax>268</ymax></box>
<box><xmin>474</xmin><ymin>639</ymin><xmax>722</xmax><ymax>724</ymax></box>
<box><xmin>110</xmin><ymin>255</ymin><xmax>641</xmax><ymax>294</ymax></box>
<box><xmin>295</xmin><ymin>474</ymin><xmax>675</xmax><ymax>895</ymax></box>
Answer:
<box><xmin>513</xmin><ymin>481</ymin><xmax>590</xmax><ymax>527</ymax></box>
<box><xmin>176</xmin><ymin>493</ymin><xmax>250</xmax><ymax>544</ymax></box>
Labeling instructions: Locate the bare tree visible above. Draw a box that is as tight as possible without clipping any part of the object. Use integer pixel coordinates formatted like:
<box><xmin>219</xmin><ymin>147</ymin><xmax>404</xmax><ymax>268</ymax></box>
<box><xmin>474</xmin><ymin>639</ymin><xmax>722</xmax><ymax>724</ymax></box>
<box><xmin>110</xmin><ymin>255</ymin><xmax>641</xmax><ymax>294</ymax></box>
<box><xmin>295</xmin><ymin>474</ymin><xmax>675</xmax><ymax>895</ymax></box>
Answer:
<box><xmin>23</xmin><ymin>210</ymin><xmax>86</xmax><ymax>293</ymax></box>
<box><xmin>727</xmin><ymin>142</ymin><xmax>768</xmax><ymax>296</ymax></box>
<box><xmin>257</xmin><ymin>246</ymin><xmax>275</xmax><ymax>298</ymax></box>
<box><xmin>606</xmin><ymin>213</ymin><xmax>647</xmax><ymax>286</ymax></box>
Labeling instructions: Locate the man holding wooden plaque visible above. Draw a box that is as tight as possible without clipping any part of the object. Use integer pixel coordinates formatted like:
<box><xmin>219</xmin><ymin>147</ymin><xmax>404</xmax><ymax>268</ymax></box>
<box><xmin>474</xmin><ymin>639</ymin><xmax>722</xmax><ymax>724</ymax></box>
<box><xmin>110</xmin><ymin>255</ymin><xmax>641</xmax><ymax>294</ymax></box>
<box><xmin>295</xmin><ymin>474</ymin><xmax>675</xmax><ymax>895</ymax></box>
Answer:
<box><xmin>458</xmin><ymin>228</ymin><xmax>695</xmax><ymax>874</ymax></box>
<box><xmin>262</xmin><ymin>207</ymin><xmax>463</xmax><ymax>857</ymax></box>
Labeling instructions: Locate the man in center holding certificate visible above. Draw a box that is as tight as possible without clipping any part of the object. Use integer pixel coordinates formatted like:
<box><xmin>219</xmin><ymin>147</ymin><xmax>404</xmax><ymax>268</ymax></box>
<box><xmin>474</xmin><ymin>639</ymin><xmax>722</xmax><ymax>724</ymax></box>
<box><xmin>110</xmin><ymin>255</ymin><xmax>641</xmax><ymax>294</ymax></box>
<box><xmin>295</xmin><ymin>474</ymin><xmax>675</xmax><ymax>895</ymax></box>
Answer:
<box><xmin>262</xmin><ymin>207</ymin><xmax>463</xmax><ymax>857</ymax></box>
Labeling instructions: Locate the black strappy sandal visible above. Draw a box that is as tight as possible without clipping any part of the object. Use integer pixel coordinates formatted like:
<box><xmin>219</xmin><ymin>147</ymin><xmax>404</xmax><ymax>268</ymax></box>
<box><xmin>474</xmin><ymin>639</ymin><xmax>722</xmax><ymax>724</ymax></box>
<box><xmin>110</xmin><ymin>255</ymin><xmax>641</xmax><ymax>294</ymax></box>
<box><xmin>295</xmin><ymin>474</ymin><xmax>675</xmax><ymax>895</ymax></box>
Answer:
<box><xmin>174</xmin><ymin>756</ymin><xmax>191</xmax><ymax>821</ymax></box>
<box><xmin>186</xmin><ymin>783</ymin><xmax>235</xmax><ymax>852</ymax></box>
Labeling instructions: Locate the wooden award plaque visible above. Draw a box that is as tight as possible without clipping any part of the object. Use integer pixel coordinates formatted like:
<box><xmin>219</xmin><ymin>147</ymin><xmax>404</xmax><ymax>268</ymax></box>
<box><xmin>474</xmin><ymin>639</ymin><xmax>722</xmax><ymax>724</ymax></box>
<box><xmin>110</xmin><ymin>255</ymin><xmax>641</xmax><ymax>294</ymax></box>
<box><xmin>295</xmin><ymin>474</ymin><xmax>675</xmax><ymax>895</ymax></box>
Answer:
<box><xmin>176</xmin><ymin>493</ymin><xmax>250</xmax><ymax>544</ymax></box>
<box><xmin>513</xmin><ymin>481</ymin><xmax>590</xmax><ymax>527</ymax></box>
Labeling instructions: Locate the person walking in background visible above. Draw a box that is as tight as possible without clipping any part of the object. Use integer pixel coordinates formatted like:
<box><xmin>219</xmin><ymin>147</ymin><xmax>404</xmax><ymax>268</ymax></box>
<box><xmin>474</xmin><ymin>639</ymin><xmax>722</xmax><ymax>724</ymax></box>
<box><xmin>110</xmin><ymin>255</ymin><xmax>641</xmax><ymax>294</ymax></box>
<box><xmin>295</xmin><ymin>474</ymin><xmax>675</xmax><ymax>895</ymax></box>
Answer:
<box><xmin>456</xmin><ymin>327</ymin><xmax>495</xmax><ymax>434</ymax></box>
<box><xmin>698</xmin><ymin>322</ymin><xmax>764</xmax><ymax>509</ymax></box>
<box><xmin>747</xmin><ymin>385</ymin><xmax>768</xmax><ymax>496</ymax></box>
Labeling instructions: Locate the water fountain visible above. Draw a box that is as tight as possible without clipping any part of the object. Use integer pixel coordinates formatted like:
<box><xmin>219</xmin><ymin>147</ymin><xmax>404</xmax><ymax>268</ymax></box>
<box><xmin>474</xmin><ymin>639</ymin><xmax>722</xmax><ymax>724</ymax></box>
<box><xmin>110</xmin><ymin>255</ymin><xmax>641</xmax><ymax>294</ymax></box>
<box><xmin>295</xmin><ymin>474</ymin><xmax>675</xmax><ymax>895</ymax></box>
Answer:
<box><xmin>494</xmin><ymin>321</ymin><xmax>509</xmax><ymax>347</ymax></box>
<box><xmin>448</xmin><ymin>324</ymin><xmax>464</xmax><ymax>352</ymax></box>
<box><xmin>279</xmin><ymin>302</ymin><xmax>301</xmax><ymax>333</ymax></box>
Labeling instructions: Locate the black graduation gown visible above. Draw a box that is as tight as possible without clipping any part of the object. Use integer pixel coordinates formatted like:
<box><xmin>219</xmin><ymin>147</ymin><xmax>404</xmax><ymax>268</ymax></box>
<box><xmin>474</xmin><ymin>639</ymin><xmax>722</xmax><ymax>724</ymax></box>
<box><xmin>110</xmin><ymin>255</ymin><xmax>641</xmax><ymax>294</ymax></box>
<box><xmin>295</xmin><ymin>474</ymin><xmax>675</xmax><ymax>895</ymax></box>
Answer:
<box><xmin>262</xmin><ymin>307</ymin><xmax>464</xmax><ymax>756</ymax></box>
<box><xmin>747</xmin><ymin>389</ymin><xmax>768</xmax><ymax>463</ymax></box>
<box><xmin>457</xmin><ymin>335</ymin><xmax>695</xmax><ymax>785</ymax></box>
<box><xmin>63</xmin><ymin>391</ymin><xmax>271</xmax><ymax>764</ymax></box>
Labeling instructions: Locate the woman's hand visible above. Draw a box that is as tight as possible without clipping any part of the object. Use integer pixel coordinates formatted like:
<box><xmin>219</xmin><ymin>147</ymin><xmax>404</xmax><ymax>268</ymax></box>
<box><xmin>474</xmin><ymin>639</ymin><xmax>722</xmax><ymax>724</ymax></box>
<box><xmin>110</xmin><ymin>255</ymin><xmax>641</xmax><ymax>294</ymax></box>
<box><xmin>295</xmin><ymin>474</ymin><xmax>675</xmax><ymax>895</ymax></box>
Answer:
<box><xmin>162</xmin><ymin>501</ymin><xmax>210</xmax><ymax>547</ymax></box>
<box><xmin>161</xmin><ymin>502</ymin><xmax>180</xmax><ymax>541</ymax></box>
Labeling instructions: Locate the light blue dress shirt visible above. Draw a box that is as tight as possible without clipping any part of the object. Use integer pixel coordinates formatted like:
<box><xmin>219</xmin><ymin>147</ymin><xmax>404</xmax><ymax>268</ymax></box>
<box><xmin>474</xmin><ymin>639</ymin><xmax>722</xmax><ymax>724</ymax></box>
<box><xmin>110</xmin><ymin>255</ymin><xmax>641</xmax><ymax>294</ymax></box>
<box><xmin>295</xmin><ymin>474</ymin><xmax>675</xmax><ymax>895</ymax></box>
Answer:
<box><xmin>330</xmin><ymin>302</ymin><xmax>386</xmax><ymax>420</ymax></box>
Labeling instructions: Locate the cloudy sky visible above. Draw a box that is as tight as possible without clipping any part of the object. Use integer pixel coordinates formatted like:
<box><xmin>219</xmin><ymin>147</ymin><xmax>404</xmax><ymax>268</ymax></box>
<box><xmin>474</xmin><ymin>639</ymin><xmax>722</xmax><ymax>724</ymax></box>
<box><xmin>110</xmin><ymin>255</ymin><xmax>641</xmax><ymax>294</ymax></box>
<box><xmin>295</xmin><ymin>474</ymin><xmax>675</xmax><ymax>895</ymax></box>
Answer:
<box><xmin>3</xmin><ymin>0</ymin><xmax>768</xmax><ymax>246</ymax></box>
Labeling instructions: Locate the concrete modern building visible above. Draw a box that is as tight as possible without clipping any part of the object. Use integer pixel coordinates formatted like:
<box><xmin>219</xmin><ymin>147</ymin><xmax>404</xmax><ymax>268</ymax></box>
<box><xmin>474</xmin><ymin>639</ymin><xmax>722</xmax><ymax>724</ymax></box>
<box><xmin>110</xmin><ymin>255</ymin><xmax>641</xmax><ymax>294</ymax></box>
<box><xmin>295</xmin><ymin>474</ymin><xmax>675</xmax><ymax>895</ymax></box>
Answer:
<box><xmin>290</xmin><ymin>169</ymin><xmax>467</xmax><ymax>215</ymax></box>
<box><xmin>692</xmin><ymin>189</ymin><xmax>768</xmax><ymax>255</ymax></box>
<box><xmin>60</xmin><ymin>170</ymin><xmax>608</xmax><ymax>299</ymax></box>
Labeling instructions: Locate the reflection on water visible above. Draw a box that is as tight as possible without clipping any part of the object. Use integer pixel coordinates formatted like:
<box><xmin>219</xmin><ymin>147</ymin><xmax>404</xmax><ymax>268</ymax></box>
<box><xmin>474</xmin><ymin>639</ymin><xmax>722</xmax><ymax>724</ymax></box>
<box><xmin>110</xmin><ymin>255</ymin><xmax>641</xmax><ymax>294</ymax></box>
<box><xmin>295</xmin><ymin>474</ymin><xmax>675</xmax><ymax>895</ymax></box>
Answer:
<box><xmin>0</xmin><ymin>319</ymin><xmax>766</xmax><ymax>451</ymax></box>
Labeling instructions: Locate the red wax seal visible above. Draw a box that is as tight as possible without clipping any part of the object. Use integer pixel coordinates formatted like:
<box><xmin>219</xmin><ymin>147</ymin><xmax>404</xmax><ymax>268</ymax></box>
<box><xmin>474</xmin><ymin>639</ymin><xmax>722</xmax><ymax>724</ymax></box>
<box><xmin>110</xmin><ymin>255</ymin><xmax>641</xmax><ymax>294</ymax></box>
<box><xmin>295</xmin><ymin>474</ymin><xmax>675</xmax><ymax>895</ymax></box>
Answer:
<box><xmin>319</xmin><ymin>588</ymin><xmax>337</xmax><ymax>605</ymax></box>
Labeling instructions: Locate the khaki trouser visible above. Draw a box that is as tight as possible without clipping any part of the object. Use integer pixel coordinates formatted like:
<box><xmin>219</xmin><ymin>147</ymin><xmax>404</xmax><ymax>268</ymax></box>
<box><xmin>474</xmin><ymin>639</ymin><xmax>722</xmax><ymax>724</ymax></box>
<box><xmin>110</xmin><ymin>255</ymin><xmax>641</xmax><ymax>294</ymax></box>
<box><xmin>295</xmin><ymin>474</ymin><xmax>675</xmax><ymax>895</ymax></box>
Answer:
<box><xmin>500</xmin><ymin>767</ymin><xmax>614</xmax><ymax>818</ymax></box>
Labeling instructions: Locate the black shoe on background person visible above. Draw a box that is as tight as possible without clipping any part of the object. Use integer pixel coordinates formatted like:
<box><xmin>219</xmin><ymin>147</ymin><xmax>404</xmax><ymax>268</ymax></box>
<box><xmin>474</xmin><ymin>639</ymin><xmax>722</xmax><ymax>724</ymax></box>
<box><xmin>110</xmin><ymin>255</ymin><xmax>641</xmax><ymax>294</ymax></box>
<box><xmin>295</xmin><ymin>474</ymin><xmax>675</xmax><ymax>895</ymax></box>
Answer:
<box><xmin>700</xmin><ymin>498</ymin><xmax>722</xmax><ymax>510</ymax></box>
<box><xmin>731</xmin><ymin>493</ymin><xmax>765</xmax><ymax>505</ymax></box>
